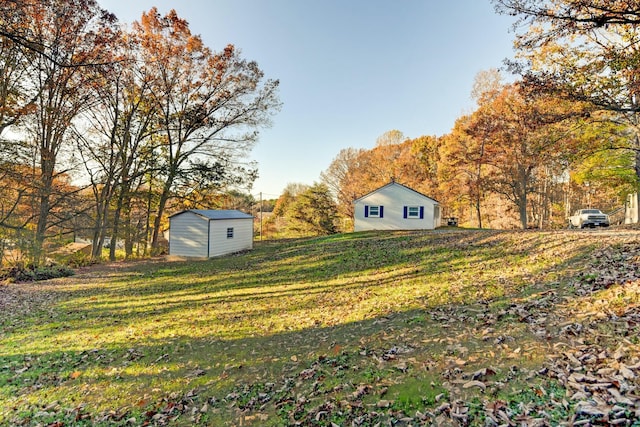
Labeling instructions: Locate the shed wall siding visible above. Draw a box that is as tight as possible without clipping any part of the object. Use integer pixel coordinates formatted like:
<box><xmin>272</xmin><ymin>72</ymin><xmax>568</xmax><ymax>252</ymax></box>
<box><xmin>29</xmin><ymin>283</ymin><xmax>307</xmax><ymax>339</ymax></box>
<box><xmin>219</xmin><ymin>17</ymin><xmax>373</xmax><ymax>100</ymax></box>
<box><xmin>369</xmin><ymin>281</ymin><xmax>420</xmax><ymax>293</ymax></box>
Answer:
<box><xmin>208</xmin><ymin>218</ymin><xmax>253</xmax><ymax>257</ymax></box>
<box><xmin>169</xmin><ymin>212</ymin><xmax>209</xmax><ymax>257</ymax></box>
<box><xmin>354</xmin><ymin>184</ymin><xmax>438</xmax><ymax>231</ymax></box>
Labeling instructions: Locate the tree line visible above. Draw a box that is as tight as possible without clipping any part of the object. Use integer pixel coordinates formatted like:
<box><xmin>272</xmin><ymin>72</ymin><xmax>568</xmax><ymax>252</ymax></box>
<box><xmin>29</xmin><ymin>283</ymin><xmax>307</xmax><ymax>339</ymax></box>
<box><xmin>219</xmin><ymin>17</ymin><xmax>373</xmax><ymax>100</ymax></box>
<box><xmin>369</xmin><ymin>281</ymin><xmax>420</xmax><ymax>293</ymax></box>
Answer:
<box><xmin>241</xmin><ymin>0</ymin><xmax>640</xmax><ymax>236</ymax></box>
<box><xmin>0</xmin><ymin>0</ymin><xmax>280</xmax><ymax>265</ymax></box>
<box><xmin>3</xmin><ymin>0</ymin><xmax>640</xmax><ymax>261</ymax></box>
<box><xmin>308</xmin><ymin>0</ymin><xmax>640</xmax><ymax>232</ymax></box>
<box><xmin>317</xmin><ymin>76</ymin><xmax>635</xmax><ymax>231</ymax></box>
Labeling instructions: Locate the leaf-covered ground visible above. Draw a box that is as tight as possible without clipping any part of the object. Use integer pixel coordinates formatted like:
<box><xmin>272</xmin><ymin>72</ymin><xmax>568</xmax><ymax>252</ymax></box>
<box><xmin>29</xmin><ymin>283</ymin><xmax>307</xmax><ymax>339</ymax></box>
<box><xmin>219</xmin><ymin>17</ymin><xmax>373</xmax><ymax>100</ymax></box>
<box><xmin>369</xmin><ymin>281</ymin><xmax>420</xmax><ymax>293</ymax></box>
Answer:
<box><xmin>0</xmin><ymin>229</ymin><xmax>639</xmax><ymax>426</ymax></box>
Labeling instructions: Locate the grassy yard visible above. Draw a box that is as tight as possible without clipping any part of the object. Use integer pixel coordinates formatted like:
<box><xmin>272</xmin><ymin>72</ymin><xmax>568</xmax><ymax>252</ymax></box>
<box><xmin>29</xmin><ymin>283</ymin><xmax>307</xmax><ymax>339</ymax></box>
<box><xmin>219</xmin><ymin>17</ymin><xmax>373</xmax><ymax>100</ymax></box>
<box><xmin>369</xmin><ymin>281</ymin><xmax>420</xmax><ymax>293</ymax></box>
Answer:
<box><xmin>1</xmin><ymin>229</ymin><xmax>639</xmax><ymax>426</ymax></box>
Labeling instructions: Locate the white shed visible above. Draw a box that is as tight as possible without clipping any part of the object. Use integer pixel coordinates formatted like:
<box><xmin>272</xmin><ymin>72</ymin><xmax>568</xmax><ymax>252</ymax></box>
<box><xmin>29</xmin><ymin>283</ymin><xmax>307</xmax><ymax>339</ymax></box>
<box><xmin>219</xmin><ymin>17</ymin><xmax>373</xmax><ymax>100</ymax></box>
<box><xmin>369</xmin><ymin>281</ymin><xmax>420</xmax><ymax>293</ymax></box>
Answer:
<box><xmin>169</xmin><ymin>209</ymin><xmax>253</xmax><ymax>258</ymax></box>
<box><xmin>353</xmin><ymin>181</ymin><xmax>440</xmax><ymax>231</ymax></box>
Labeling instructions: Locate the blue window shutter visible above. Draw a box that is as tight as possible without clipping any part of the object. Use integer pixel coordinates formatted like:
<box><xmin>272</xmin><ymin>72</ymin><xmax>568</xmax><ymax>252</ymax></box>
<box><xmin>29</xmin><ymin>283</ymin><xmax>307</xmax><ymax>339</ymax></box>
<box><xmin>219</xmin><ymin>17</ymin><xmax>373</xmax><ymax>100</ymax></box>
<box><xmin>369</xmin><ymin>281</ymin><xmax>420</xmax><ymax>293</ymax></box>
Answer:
<box><xmin>379</xmin><ymin>206</ymin><xmax>384</xmax><ymax>218</ymax></box>
<box><xmin>403</xmin><ymin>206</ymin><xmax>408</xmax><ymax>218</ymax></box>
<box><xmin>364</xmin><ymin>205</ymin><xmax>369</xmax><ymax>217</ymax></box>
<box><xmin>420</xmin><ymin>206</ymin><xmax>424</xmax><ymax>219</ymax></box>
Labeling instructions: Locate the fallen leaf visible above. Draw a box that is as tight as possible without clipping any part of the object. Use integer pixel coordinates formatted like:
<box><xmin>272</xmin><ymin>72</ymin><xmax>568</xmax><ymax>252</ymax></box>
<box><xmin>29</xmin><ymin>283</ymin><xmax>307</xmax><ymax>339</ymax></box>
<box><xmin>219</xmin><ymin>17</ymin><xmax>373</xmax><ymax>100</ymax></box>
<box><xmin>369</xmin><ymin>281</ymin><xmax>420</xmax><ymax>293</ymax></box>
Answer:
<box><xmin>613</xmin><ymin>347</ymin><xmax>626</xmax><ymax>361</ymax></box>
<box><xmin>575</xmin><ymin>401</ymin><xmax>606</xmax><ymax>418</ymax></box>
<box><xmin>619</xmin><ymin>366</ymin><xmax>635</xmax><ymax>380</ymax></box>
<box><xmin>463</xmin><ymin>380</ymin><xmax>486</xmax><ymax>391</ymax></box>
<box><xmin>186</xmin><ymin>369</ymin><xmax>206</xmax><ymax>378</ymax></box>
<box><xmin>472</xmin><ymin>367</ymin><xmax>496</xmax><ymax>380</ymax></box>
<box><xmin>394</xmin><ymin>361</ymin><xmax>408</xmax><ymax>372</ymax></box>
<box><xmin>607</xmin><ymin>388</ymin><xmax>634</xmax><ymax>406</ymax></box>
<box><xmin>376</xmin><ymin>399</ymin><xmax>390</xmax><ymax>408</ymax></box>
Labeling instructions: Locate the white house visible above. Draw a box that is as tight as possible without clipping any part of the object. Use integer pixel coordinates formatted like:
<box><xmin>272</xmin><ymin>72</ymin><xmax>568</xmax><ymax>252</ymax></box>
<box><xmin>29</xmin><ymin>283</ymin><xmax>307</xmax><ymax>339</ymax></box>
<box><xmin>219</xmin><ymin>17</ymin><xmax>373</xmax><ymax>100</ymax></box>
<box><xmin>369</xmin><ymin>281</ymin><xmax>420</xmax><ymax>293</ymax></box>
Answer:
<box><xmin>169</xmin><ymin>209</ymin><xmax>253</xmax><ymax>258</ymax></box>
<box><xmin>353</xmin><ymin>181</ymin><xmax>441</xmax><ymax>231</ymax></box>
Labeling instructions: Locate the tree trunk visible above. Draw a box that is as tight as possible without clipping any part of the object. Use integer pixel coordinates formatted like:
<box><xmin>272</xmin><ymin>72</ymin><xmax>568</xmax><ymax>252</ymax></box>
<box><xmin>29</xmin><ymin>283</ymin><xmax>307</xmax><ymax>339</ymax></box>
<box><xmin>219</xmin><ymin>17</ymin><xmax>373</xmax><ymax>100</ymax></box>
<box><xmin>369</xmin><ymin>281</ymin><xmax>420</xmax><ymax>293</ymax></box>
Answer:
<box><xmin>90</xmin><ymin>182</ymin><xmax>113</xmax><ymax>259</ymax></box>
<box><xmin>634</xmin><ymin>148</ymin><xmax>640</xmax><ymax>224</ymax></box>
<box><xmin>635</xmin><ymin>147</ymin><xmax>640</xmax><ymax>191</ymax></box>
<box><xmin>519</xmin><ymin>198</ymin><xmax>528</xmax><ymax>230</ymax></box>
<box><xmin>123</xmin><ymin>198</ymin><xmax>134</xmax><ymax>259</ymax></box>
<box><xmin>109</xmin><ymin>200</ymin><xmax>122</xmax><ymax>261</ymax></box>
<box><xmin>474</xmin><ymin>196</ymin><xmax>482</xmax><ymax>229</ymax></box>
<box><xmin>538</xmin><ymin>172</ymin><xmax>548</xmax><ymax>229</ymax></box>
<box><xmin>518</xmin><ymin>168</ymin><xmax>529</xmax><ymax>230</ymax></box>
<box><xmin>33</xmin><ymin>151</ymin><xmax>55</xmax><ymax>265</ymax></box>
<box><xmin>33</xmin><ymin>193</ymin><xmax>50</xmax><ymax>265</ymax></box>
<box><xmin>143</xmin><ymin>178</ymin><xmax>154</xmax><ymax>256</ymax></box>
<box><xmin>150</xmin><ymin>181</ymin><xmax>171</xmax><ymax>255</ymax></box>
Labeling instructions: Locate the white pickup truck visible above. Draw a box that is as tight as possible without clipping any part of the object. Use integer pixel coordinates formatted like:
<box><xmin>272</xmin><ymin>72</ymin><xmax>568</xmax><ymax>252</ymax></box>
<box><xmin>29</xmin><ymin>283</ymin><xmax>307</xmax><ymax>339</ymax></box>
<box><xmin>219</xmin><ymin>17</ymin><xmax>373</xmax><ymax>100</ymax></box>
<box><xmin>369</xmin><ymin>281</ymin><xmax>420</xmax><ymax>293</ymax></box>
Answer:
<box><xmin>567</xmin><ymin>209</ymin><xmax>610</xmax><ymax>229</ymax></box>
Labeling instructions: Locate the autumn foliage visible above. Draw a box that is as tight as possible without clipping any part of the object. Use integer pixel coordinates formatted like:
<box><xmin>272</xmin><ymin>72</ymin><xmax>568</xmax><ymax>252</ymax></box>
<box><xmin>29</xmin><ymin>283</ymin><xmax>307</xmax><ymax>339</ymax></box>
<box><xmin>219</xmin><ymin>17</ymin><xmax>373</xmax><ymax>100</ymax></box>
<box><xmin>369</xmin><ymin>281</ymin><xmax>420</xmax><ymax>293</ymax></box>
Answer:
<box><xmin>0</xmin><ymin>2</ymin><xmax>280</xmax><ymax>265</ymax></box>
<box><xmin>323</xmin><ymin>82</ymin><xmax>632</xmax><ymax>230</ymax></box>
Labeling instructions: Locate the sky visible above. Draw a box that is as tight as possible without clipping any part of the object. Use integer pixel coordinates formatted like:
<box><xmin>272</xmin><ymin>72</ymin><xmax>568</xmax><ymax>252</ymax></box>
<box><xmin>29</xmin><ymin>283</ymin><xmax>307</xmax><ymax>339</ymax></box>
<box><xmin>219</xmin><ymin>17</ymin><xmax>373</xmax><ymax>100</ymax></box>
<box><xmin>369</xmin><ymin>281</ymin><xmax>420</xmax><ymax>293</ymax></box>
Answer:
<box><xmin>98</xmin><ymin>0</ymin><xmax>517</xmax><ymax>199</ymax></box>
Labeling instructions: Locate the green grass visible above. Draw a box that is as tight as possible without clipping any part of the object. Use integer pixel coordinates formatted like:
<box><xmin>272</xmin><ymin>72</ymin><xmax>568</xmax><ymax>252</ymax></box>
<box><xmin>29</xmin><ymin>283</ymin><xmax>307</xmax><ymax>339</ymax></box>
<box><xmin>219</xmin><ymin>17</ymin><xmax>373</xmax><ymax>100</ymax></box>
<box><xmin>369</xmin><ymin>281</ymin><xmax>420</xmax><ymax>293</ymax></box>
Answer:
<box><xmin>0</xmin><ymin>229</ymin><xmax>638</xmax><ymax>426</ymax></box>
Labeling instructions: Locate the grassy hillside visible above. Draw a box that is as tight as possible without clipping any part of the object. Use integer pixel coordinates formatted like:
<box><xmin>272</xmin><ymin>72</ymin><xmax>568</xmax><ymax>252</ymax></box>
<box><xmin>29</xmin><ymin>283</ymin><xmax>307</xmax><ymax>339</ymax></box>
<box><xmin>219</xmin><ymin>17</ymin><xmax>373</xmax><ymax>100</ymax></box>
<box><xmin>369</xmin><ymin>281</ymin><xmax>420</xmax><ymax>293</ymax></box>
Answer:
<box><xmin>1</xmin><ymin>230</ymin><xmax>639</xmax><ymax>426</ymax></box>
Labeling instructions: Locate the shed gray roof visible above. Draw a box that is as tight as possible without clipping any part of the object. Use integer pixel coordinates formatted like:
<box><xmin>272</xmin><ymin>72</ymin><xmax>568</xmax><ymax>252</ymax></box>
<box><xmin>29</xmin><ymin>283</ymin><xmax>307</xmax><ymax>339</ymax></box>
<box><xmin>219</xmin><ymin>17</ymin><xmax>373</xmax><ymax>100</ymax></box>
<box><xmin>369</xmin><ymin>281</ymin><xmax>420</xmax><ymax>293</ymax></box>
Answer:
<box><xmin>170</xmin><ymin>209</ymin><xmax>253</xmax><ymax>220</ymax></box>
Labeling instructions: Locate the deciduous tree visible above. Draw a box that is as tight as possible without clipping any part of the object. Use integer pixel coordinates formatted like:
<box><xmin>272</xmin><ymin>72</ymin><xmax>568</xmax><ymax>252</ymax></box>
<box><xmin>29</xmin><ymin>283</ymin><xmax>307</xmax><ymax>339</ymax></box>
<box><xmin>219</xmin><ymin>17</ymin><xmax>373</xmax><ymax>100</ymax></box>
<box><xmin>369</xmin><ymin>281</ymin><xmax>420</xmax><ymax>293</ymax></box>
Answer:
<box><xmin>285</xmin><ymin>183</ymin><xmax>337</xmax><ymax>236</ymax></box>
<box><xmin>467</xmin><ymin>83</ymin><xmax>590</xmax><ymax>228</ymax></box>
<box><xmin>438</xmin><ymin>116</ymin><xmax>488</xmax><ymax>227</ymax></box>
<box><xmin>322</xmin><ymin>132</ymin><xmax>438</xmax><ymax>228</ymax></box>
<box><xmin>320</xmin><ymin>147</ymin><xmax>366</xmax><ymax>221</ymax></box>
<box><xmin>133</xmin><ymin>8</ymin><xmax>280</xmax><ymax>253</ymax></box>
<box><xmin>15</xmin><ymin>0</ymin><xmax>118</xmax><ymax>263</ymax></box>
<box><xmin>76</xmin><ymin>26</ymin><xmax>159</xmax><ymax>260</ymax></box>
<box><xmin>375</xmin><ymin>129</ymin><xmax>406</xmax><ymax>147</ymax></box>
<box><xmin>494</xmin><ymin>0</ymin><xmax>640</xmax><ymax>210</ymax></box>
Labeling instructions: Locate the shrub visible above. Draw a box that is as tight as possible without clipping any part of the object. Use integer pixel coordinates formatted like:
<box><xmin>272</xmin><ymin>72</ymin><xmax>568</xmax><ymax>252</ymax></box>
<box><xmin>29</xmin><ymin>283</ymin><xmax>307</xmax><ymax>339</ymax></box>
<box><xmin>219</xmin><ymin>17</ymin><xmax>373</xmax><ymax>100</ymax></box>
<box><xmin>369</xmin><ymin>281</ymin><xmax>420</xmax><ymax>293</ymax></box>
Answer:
<box><xmin>63</xmin><ymin>251</ymin><xmax>98</xmax><ymax>268</ymax></box>
<box><xmin>0</xmin><ymin>262</ymin><xmax>74</xmax><ymax>282</ymax></box>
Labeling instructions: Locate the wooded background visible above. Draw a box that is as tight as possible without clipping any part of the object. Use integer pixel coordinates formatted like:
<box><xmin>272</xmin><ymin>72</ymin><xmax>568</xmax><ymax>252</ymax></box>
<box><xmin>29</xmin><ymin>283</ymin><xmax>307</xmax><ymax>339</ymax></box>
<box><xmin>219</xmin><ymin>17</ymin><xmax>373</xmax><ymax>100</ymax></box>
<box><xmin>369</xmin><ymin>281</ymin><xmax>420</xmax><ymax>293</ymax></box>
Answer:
<box><xmin>1</xmin><ymin>0</ymin><xmax>639</xmax><ymax>265</ymax></box>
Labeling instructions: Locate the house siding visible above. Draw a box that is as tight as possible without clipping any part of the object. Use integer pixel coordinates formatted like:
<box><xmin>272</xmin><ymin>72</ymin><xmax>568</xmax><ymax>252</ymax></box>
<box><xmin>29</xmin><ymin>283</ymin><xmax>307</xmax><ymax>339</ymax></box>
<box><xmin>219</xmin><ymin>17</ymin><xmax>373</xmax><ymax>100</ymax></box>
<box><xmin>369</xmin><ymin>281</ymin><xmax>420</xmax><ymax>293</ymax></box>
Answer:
<box><xmin>208</xmin><ymin>218</ymin><xmax>253</xmax><ymax>257</ymax></box>
<box><xmin>169</xmin><ymin>210</ymin><xmax>254</xmax><ymax>258</ymax></box>
<box><xmin>168</xmin><ymin>212</ymin><xmax>209</xmax><ymax>257</ymax></box>
<box><xmin>353</xmin><ymin>183</ymin><xmax>439</xmax><ymax>231</ymax></box>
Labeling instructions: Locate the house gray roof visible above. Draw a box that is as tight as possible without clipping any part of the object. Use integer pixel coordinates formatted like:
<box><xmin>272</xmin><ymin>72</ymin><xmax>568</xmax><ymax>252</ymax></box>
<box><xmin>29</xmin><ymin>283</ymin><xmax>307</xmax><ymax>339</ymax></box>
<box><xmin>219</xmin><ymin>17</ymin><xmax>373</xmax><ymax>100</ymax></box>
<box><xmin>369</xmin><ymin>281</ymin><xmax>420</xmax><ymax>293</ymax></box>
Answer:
<box><xmin>353</xmin><ymin>181</ymin><xmax>439</xmax><ymax>204</ymax></box>
<box><xmin>170</xmin><ymin>209</ymin><xmax>253</xmax><ymax>220</ymax></box>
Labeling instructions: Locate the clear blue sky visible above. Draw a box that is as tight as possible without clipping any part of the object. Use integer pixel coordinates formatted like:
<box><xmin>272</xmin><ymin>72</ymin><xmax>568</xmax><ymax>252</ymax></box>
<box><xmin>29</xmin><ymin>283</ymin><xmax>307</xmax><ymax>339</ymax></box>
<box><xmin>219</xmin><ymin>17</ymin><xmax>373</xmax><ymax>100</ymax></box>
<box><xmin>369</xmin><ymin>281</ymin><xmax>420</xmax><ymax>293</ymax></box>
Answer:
<box><xmin>98</xmin><ymin>0</ymin><xmax>516</xmax><ymax>198</ymax></box>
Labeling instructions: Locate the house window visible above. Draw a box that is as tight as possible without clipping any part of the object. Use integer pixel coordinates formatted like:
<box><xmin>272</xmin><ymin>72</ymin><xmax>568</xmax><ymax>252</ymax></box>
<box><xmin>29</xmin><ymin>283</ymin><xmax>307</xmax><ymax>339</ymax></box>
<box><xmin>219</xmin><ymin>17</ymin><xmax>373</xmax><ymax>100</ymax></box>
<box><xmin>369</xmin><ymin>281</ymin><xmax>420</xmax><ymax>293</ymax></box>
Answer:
<box><xmin>226</xmin><ymin>227</ymin><xmax>234</xmax><ymax>239</ymax></box>
<box><xmin>404</xmin><ymin>206</ymin><xmax>424</xmax><ymax>219</ymax></box>
<box><xmin>364</xmin><ymin>205</ymin><xmax>384</xmax><ymax>218</ymax></box>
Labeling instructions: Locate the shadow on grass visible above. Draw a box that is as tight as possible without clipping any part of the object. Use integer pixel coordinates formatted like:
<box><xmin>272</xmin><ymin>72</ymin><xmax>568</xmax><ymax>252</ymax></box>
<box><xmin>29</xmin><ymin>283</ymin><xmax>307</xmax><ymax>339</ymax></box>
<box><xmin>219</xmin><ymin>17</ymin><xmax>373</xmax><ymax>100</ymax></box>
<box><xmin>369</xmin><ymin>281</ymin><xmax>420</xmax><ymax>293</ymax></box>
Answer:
<box><xmin>1</xmin><ymin>230</ymin><xmax>600</xmax><ymax>351</ymax></box>
<box><xmin>0</xmin><ymin>229</ymin><xmax>614</xmax><ymax>425</ymax></box>
<box><xmin>0</xmin><ymin>302</ymin><xmax>538</xmax><ymax>425</ymax></box>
